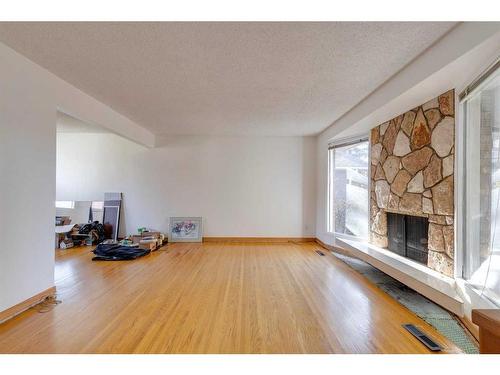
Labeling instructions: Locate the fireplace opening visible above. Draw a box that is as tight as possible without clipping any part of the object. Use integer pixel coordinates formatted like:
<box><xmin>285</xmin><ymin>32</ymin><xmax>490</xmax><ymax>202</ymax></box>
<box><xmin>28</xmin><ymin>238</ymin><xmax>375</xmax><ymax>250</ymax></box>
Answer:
<box><xmin>386</xmin><ymin>213</ymin><xmax>428</xmax><ymax>265</ymax></box>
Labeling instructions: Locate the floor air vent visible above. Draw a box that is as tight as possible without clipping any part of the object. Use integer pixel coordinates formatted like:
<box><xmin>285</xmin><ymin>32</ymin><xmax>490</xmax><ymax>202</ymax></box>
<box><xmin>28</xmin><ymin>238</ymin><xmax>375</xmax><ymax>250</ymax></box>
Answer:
<box><xmin>403</xmin><ymin>324</ymin><xmax>442</xmax><ymax>351</ymax></box>
<box><xmin>315</xmin><ymin>250</ymin><xmax>325</xmax><ymax>256</ymax></box>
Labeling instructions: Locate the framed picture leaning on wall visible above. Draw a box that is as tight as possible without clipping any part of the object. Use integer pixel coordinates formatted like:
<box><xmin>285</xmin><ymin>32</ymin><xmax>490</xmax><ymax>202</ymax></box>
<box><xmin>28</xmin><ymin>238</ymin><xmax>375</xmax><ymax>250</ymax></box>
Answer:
<box><xmin>168</xmin><ymin>217</ymin><xmax>203</xmax><ymax>242</ymax></box>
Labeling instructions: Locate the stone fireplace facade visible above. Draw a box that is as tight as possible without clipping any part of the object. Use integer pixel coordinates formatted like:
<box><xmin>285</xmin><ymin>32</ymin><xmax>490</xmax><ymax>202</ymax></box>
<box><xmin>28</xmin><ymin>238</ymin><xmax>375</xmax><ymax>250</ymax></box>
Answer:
<box><xmin>370</xmin><ymin>90</ymin><xmax>455</xmax><ymax>277</ymax></box>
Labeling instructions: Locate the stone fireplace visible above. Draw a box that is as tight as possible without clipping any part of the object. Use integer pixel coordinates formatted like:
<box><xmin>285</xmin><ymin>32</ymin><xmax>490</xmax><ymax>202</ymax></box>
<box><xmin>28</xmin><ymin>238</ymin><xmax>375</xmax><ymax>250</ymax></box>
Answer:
<box><xmin>370</xmin><ymin>90</ymin><xmax>455</xmax><ymax>277</ymax></box>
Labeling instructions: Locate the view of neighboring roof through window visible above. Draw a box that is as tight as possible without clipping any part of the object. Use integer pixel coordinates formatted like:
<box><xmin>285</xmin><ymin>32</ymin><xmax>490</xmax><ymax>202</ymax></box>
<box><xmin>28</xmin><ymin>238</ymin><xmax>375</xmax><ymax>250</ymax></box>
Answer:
<box><xmin>328</xmin><ymin>139</ymin><xmax>369</xmax><ymax>239</ymax></box>
<box><xmin>55</xmin><ymin>201</ymin><xmax>75</xmax><ymax>209</ymax></box>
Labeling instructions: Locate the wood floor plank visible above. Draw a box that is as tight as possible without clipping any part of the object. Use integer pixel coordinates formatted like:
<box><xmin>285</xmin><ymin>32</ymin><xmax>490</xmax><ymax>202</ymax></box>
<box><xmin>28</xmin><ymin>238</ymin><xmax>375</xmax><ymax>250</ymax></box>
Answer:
<box><xmin>0</xmin><ymin>242</ymin><xmax>461</xmax><ymax>353</ymax></box>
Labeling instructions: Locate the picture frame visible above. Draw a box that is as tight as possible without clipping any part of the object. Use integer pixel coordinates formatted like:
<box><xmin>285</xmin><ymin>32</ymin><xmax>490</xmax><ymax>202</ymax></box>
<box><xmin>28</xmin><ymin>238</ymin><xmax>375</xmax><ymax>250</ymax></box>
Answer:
<box><xmin>169</xmin><ymin>217</ymin><xmax>203</xmax><ymax>242</ymax></box>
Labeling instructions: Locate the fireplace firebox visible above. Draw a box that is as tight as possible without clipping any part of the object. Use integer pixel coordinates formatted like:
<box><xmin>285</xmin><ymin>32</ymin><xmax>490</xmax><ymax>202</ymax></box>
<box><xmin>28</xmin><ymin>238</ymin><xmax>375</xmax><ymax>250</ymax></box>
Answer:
<box><xmin>386</xmin><ymin>213</ymin><xmax>428</xmax><ymax>265</ymax></box>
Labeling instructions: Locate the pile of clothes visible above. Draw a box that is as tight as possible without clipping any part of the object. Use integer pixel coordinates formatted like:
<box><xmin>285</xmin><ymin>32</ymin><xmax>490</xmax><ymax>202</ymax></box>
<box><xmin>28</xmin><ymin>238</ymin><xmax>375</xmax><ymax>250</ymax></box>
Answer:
<box><xmin>92</xmin><ymin>242</ymin><xmax>150</xmax><ymax>261</ymax></box>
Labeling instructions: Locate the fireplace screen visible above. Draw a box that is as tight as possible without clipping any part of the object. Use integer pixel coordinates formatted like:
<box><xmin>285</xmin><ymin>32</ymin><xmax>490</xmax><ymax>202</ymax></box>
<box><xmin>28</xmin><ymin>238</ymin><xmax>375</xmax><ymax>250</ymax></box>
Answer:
<box><xmin>387</xmin><ymin>213</ymin><xmax>428</xmax><ymax>265</ymax></box>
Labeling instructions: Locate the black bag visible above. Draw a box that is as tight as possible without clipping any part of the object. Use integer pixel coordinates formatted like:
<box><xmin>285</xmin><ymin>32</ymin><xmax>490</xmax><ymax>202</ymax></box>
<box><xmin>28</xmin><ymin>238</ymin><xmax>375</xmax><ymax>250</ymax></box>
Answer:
<box><xmin>80</xmin><ymin>221</ymin><xmax>106</xmax><ymax>244</ymax></box>
<box><xmin>92</xmin><ymin>243</ymin><xmax>150</xmax><ymax>261</ymax></box>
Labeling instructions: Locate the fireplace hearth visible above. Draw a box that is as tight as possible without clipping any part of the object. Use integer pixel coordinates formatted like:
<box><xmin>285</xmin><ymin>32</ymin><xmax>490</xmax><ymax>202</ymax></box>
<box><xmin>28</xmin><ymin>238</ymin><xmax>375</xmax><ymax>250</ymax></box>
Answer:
<box><xmin>387</xmin><ymin>213</ymin><xmax>428</xmax><ymax>265</ymax></box>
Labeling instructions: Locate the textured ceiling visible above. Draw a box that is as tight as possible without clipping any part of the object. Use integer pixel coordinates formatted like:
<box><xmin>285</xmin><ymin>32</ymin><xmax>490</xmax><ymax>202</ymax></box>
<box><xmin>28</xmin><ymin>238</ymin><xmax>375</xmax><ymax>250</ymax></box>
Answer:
<box><xmin>0</xmin><ymin>22</ymin><xmax>456</xmax><ymax>136</ymax></box>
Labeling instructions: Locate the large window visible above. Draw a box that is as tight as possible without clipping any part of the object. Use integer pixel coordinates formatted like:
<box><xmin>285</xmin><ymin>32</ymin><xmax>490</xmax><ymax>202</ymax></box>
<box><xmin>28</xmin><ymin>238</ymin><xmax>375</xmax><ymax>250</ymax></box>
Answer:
<box><xmin>328</xmin><ymin>139</ymin><xmax>369</xmax><ymax>239</ymax></box>
<box><xmin>463</xmin><ymin>62</ymin><xmax>500</xmax><ymax>304</ymax></box>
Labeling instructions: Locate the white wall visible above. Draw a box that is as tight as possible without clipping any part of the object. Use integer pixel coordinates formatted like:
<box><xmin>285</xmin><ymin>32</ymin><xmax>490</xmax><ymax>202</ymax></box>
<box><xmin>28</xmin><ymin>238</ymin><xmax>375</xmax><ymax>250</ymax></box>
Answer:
<box><xmin>0</xmin><ymin>41</ymin><xmax>153</xmax><ymax>313</ymax></box>
<box><xmin>0</xmin><ymin>60</ymin><xmax>56</xmax><ymax>312</ymax></box>
<box><xmin>57</xmin><ymin>133</ymin><xmax>316</xmax><ymax>238</ymax></box>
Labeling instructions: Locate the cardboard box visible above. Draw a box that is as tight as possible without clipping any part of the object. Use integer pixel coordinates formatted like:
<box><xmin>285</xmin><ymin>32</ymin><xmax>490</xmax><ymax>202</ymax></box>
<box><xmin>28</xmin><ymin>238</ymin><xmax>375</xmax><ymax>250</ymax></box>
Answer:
<box><xmin>131</xmin><ymin>235</ymin><xmax>143</xmax><ymax>244</ymax></box>
<box><xmin>139</xmin><ymin>240</ymin><xmax>157</xmax><ymax>251</ymax></box>
<box><xmin>141</xmin><ymin>231</ymin><xmax>161</xmax><ymax>239</ymax></box>
<box><xmin>132</xmin><ymin>232</ymin><xmax>162</xmax><ymax>245</ymax></box>
<box><xmin>56</xmin><ymin>216</ymin><xmax>71</xmax><ymax>226</ymax></box>
<box><xmin>60</xmin><ymin>239</ymin><xmax>74</xmax><ymax>249</ymax></box>
<box><xmin>130</xmin><ymin>231</ymin><xmax>164</xmax><ymax>251</ymax></box>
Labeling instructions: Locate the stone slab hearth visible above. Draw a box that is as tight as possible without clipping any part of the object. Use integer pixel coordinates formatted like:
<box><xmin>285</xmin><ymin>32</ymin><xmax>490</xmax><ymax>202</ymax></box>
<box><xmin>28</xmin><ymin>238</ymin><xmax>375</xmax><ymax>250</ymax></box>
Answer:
<box><xmin>370</xmin><ymin>90</ymin><xmax>455</xmax><ymax>277</ymax></box>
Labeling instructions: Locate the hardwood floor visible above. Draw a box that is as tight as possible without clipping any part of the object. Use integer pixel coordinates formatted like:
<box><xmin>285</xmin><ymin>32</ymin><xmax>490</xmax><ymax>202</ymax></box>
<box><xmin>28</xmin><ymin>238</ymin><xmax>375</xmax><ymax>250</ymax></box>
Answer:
<box><xmin>0</xmin><ymin>242</ymin><xmax>461</xmax><ymax>353</ymax></box>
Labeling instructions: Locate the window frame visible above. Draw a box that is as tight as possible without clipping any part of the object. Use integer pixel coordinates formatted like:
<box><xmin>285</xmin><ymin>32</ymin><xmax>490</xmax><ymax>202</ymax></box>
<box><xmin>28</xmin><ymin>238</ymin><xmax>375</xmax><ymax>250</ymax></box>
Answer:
<box><xmin>458</xmin><ymin>58</ymin><xmax>500</xmax><ymax>282</ymax></box>
<box><xmin>327</xmin><ymin>135</ymin><xmax>371</xmax><ymax>241</ymax></box>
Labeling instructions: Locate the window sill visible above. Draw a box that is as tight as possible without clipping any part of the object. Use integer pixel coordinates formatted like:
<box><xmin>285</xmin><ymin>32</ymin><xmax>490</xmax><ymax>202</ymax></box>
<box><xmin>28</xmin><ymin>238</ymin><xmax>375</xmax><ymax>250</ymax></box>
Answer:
<box><xmin>334</xmin><ymin>232</ymin><xmax>368</xmax><ymax>243</ymax></box>
<box><xmin>455</xmin><ymin>277</ymin><xmax>500</xmax><ymax>309</ymax></box>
